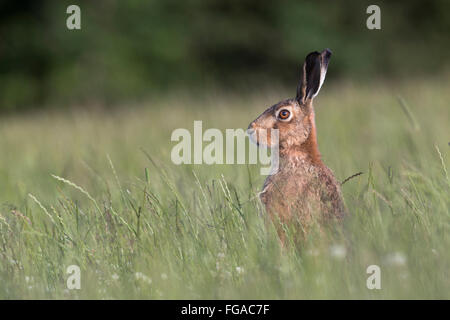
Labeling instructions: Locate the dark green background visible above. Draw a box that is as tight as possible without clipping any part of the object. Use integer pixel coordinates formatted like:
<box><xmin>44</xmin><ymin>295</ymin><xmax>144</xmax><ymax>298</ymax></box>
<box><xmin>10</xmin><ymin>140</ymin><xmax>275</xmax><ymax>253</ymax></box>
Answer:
<box><xmin>1</xmin><ymin>0</ymin><xmax>449</xmax><ymax>111</ymax></box>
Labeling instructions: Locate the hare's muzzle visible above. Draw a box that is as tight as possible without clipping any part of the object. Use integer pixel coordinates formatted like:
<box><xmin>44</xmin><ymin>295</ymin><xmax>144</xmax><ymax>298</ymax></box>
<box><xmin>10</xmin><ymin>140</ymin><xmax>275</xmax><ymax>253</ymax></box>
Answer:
<box><xmin>247</xmin><ymin>122</ymin><xmax>256</xmax><ymax>133</ymax></box>
<box><xmin>247</xmin><ymin>122</ymin><xmax>258</xmax><ymax>145</ymax></box>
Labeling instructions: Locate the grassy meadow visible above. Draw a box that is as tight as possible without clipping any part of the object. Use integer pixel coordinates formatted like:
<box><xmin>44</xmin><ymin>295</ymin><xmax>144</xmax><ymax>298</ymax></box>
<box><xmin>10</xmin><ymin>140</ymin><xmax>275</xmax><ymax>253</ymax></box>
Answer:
<box><xmin>0</xmin><ymin>76</ymin><xmax>449</xmax><ymax>299</ymax></box>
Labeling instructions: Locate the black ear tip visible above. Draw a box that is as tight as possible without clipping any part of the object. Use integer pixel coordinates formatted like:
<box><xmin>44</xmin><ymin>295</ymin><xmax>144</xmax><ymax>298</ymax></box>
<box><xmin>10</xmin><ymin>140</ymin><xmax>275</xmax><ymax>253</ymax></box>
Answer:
<box><xmin>305</xmin><ymin>51</ymin><xmax>321</xmax><ymax>60</ymax></box>
<box><xmin>322</xmin><ymin>48</ymin><xmax>332</xmax><ymax>58</ymax></box>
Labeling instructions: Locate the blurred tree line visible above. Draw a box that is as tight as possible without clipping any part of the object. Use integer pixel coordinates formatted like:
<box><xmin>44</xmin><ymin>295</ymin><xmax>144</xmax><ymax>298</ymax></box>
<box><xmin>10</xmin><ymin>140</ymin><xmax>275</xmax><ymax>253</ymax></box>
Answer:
<box><xmin>0</xmin><ymin>0</ymin><xmax>449</xmax><ymax>111</ymax></box>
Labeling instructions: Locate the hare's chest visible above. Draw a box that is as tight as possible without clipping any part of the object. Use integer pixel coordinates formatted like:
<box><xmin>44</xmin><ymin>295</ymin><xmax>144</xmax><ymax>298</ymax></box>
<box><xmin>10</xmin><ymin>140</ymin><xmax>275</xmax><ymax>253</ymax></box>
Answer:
<box><xmin>260</xmin><ymin>168</ymin><xmax>321</xmax><ymax>218</ymax></box>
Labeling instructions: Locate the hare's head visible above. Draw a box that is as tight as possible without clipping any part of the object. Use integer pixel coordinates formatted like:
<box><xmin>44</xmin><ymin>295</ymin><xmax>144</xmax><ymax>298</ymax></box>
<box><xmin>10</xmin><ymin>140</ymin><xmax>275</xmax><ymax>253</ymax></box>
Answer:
<box><xmin>248</xmin><ymin>49</ymin><xmax>332</xmax><ymax>157</ymax></box>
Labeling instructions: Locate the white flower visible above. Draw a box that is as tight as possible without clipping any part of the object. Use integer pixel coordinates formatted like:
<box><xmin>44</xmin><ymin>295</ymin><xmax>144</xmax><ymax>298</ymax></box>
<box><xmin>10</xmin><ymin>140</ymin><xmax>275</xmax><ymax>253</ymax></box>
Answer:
<box><xmin>111</xmin><ymin>273</ymin><xmax>119</xmax><ymax>281</ymax></box>
<box><xmin>135</xmin><ymin>272</ymin><xmax>152</xmax><ymax>284</ymax></box>
<box><xmin>329</xmin><ymin>244</ymin><xmax>346</xmax><ymax>259</ymax></box>
<box><xmin>306</xmin><ymin>248</ymin><xmax>320</xmax><ymax>257</ymax></box>
<box><xmin>385</xmin><ymin>252</ymin><xmax>407</xmax><ymax>266</ymax></box>
<box><xmin>235</xmin><ymin>266</ymin><xmax>244</xmax><ymax>274</ymax></box>
<box><xmin>161</xmin><ymin>273</ymin><xmax>168</xmax><ymax>280</ymax></box>
<box><xmin>399</xmin><ymin>272</ymin><xmax>409</xmax><ymax>280</ymax></box>
<box><xmin>315</xmin><ymin>274</ymin><xmax>326</xmax><ymax>286</ymax></box>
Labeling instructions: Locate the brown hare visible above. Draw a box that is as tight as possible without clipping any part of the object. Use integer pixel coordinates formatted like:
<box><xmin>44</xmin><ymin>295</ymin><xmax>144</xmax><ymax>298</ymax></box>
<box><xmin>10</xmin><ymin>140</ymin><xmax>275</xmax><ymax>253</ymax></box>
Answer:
<box><xmin>247</xmin><ymin>49</ymin><xmax>345</xmax><ymax>243</ymax></box>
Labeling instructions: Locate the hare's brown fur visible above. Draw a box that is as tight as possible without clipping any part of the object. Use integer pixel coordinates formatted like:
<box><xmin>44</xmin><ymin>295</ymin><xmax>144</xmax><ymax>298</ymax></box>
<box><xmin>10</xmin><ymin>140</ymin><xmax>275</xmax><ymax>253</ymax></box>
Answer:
<box><xmin>248</xmin><ymin>49</ymin><xmax>345</xmax><ymax>242</ymax></box>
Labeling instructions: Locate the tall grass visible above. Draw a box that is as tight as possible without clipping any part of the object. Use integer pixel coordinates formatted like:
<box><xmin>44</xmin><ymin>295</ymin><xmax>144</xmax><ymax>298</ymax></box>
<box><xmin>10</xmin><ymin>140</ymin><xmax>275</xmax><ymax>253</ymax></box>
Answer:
<box><xmin>0</xmin><ymin>77</ymin><xmax>448</xmax><ymax>299</ymax></box>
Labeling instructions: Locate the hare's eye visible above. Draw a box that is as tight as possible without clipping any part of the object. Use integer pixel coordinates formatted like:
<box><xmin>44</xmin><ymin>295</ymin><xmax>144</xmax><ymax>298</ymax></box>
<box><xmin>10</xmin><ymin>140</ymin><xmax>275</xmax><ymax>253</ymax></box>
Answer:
<box><xmin>278</xmin><ymin>109</ymin><xmax>291</xmax><ymax>120</ymax></box>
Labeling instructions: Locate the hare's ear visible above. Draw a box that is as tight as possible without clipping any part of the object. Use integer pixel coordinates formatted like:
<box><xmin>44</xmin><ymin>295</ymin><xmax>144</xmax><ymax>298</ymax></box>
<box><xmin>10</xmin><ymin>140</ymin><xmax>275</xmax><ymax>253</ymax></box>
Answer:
<box><xmin>296</xmin><ymin>48</ymin><xmax>332</xmax><ymax>105</ymax></box>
